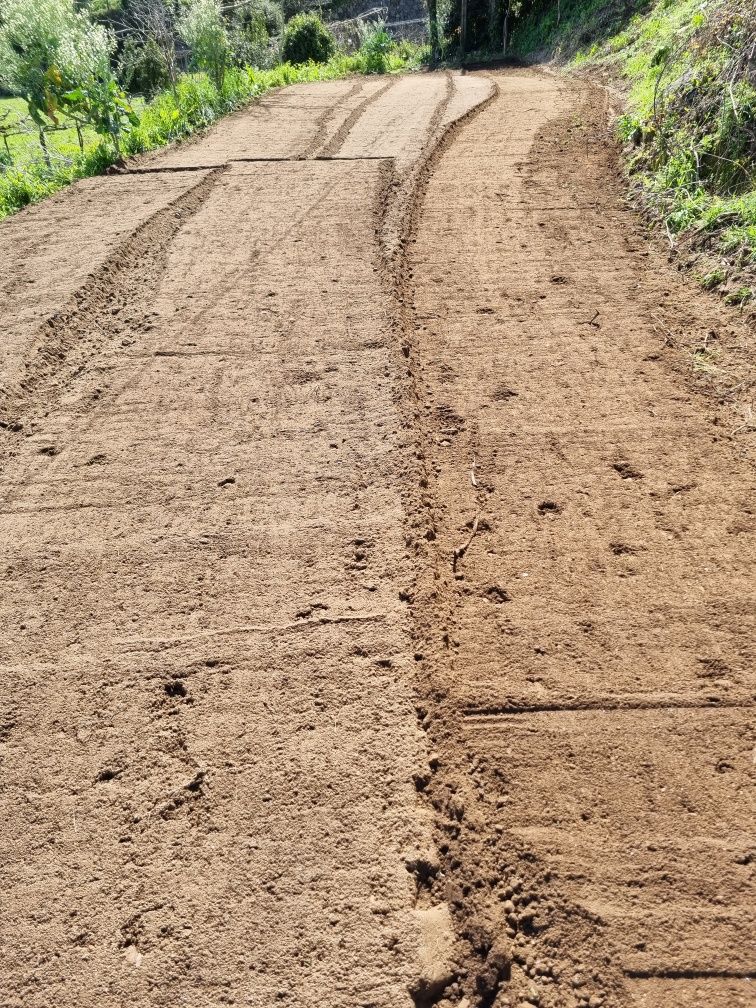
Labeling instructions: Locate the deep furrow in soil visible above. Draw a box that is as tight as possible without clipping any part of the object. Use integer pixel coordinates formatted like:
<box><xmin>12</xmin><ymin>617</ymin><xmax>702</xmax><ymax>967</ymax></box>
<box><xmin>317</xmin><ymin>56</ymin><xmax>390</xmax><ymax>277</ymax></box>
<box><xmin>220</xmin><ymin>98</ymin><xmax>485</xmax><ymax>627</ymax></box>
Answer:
<box><xmin>0</xmin><ymin>167</ymin><xmax>224</xmax><ymax>469</ymax></box>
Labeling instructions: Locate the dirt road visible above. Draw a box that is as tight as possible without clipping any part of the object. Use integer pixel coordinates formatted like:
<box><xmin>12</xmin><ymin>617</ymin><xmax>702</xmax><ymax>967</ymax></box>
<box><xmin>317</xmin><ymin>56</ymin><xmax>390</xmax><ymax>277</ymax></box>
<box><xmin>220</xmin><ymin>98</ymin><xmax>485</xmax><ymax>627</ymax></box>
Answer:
<box><xmin>0</xmin><ymin>69</ymin><xmax>753</xmax><ymax>1008</ymax></box>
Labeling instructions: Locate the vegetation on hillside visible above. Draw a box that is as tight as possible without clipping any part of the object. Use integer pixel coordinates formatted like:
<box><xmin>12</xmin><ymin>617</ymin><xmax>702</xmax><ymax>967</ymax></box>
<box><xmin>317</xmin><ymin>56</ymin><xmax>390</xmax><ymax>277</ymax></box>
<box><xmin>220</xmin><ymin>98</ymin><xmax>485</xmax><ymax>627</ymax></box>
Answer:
<box><xmin>0</xmin><ymin>0</ymin><xmax>427</xmax><ymax>220</ymax></box>
<box><xmin>282</xmin><ymin>11</ymin><xmax>336</xmax><ymax>64</ymax></box>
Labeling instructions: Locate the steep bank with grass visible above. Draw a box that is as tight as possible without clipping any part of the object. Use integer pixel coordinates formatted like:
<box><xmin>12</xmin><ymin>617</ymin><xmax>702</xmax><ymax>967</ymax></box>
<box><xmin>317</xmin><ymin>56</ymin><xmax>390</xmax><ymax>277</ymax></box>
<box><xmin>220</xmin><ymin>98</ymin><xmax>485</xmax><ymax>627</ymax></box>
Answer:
<box><xmin>512</xmin><ymin>0</ymin><xmax>755</xmax><ymax>304</ymax></box>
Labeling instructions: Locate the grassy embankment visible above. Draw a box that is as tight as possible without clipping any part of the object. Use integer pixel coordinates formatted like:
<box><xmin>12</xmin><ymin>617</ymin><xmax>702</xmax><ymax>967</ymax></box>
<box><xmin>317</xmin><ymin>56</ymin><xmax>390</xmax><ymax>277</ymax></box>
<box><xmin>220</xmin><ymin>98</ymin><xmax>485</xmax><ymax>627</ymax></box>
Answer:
<box><xmin>512</xmin><ymin>0</ymin><xmax>756</xmax><ymax>303</ymax></box>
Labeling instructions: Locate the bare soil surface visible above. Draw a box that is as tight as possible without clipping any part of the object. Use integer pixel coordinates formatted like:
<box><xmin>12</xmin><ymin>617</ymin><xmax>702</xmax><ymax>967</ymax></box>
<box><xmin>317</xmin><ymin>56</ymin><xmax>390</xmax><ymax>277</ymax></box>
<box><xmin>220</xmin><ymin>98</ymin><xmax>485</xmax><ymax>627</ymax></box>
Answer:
<box><xmin>0</xmin><ymin>68</ymin><xmax>753</xmax><ymax>1008</ymax></box>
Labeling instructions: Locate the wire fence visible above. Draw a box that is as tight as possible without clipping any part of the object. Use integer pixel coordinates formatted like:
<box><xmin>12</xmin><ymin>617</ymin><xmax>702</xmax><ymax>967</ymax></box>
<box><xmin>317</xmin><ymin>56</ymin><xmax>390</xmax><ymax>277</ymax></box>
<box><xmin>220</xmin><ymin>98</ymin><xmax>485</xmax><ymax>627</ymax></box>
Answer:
<box><xmin>328</xmin><ymin>7</ymin><xmax>428</xmax><ymax>47</ymax></box>
<box><xmin>0</xmin><ymin>116</ymin><xmax>89</xmax><ymax>171</ymax></box>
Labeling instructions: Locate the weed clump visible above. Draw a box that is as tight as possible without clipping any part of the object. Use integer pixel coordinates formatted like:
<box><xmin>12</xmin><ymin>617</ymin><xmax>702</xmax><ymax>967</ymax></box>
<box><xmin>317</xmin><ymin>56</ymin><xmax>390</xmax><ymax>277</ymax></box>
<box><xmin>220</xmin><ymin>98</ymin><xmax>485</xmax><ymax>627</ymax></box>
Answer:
<box><xmin>358</xmin><ymin>23</ymin><xmax>394</xmax><ymax>75</ymax></box>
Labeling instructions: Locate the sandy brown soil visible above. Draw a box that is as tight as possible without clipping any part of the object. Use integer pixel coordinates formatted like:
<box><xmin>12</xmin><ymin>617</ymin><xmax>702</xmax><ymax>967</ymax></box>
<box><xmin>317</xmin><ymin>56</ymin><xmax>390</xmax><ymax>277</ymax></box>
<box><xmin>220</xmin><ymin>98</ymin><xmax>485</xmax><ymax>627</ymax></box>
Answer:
<box><xmin>0</xmin><ymin>68</ymin><xmax>753</xmax><ymax>1008</ymax></box>
<box><xmin>403</xmin><ymin>70</ymin><xmax>755</xmax><ymax>1008</ymax></box>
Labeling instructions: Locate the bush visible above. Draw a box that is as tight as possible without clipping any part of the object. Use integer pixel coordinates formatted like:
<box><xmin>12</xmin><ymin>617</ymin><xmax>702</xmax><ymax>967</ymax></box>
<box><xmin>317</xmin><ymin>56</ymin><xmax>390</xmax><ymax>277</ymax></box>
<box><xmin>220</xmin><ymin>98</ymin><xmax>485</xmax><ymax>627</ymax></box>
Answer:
<box><xmin>118</xmin><ymin>37</ymin><xmax>170</xmax><ymax>97</ymax></box>
<box><xmin>0</xmin><ymin>0</ymin><xmax>113</xmax><ymax>109</ymax></box>
<box><xmin>281</xmin><ymin>12</ymin><xmax>335</xmax><ymax>65</ymax></box>
<box><xmin>229</xmin><ymin>6</ymin><xmax>278</xmax><ymax>69</ymax></box>
<box><xmin>359</xmin><ymin>22</ymin><xmax>393</xmax><ymax>74</ymax></box>
<box><xmin>178</xmin><ymin>0</ymin><xmax>229</xmax><ymax>90</ymax></box>
<box><xmin>0</xmin><ymin>0</ymin><xmax>136</xmax><ymax>154</ymax></box>
<box><xmin>253</xmin><ymin>0</ymin><xmax>285</xmax><ymax>39</ymax></box>
<box><xmin>281</xmin><ymin>0</ymin><xmax>311</xmax><ymax>18</ymax></box>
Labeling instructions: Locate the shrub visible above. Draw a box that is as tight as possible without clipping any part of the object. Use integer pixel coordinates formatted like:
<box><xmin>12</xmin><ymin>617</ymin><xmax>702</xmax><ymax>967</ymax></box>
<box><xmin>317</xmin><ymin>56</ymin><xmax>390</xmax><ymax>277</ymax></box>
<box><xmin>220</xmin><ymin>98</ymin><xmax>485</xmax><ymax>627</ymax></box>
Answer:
<box><xmin>0</xmin><ymin>0</ymin><xmax>110</xmax><ymax>112</ymax></box>
<box><xmin>359</xmin><ymin>22</ymin><xmax>393</xmax><ymax>75</ymax></box>
<box><xmin>253</xmin><ymin>0</ymin><xmax>285</xmax><ymax>39</ymax></box>
<box><xmin>229</xmin><ymin>5</ymin><xmax>279</xmax><ymax>70</ymax></box>
<box><xmin>281</xmin><ymin>0</ymin><xmax>311</xmax><ymax>18</ymax></box>
<box><xmin>178</xmin><ymin>0</ymin><xmax>229</xmax><ymax>90</ymax></box>
<box><xmin>118</xmin><ymin>36</ymin><xmax>170</xmax><ymax>97</ymax></box>
<box><xmin>0</xmin><ymin>0</ymin><xmax>136</xmax><ymax>154</ymax></box>
<box><xmin>281</xmin><ymin>12</ymin><xmax>335</xmax><ymax>65</ymax></box>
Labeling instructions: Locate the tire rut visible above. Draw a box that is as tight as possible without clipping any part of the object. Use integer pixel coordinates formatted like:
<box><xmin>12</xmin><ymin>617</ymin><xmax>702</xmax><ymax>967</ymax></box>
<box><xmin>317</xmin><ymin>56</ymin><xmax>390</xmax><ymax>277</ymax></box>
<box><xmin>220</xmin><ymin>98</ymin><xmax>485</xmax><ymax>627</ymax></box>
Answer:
<box><xmin>377</xmin><ymin>68</ymin><xmax>626</xmax><ymax>1008</ymax></box>
<box><xmin>399</xmin><ymin>67</ymin><xmax>755</xmax><ymax>1008</ymax></box>
<box><xmin>0</xmin><ymin>167</ymin><xmax>225</xmax><ymax>474</ymax></box>
<box><xmin>316</xmin><ymin>78</ymin><xmax>397</xmax><ymax>159</ymax></box>
<box><xmin>298</xmin><ymin>79</ymin><xmax>366</xmax><ymax>159</ymax></box>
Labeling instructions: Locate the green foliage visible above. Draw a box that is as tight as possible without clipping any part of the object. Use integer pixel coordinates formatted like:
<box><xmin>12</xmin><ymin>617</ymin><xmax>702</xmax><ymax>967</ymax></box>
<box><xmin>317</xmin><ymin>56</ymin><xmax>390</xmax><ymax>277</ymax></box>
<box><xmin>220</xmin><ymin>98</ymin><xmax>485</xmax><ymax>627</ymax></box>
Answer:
<box><xmin>0</xmin><ymin>0</ymin><xmax>136</xmax><ymax>153</ymax></box>
<box><xmin>697</xmin><ymin>267</ymin><xmax>726</xmax><ymax>289</ymax></box>
<box><xmin>252</xmin><ymin>0</ymin><xmax>285</xmax><ymax>38</ymax></box>
<box><xmin>724</xmin><ymin>285</ymin><xmax>753</xmax><ymax>304</ymax></box>
<box><xmin>118</xmin><ymin>36</ymin><xmax>170</xmax><ymax>97</ymax></box>
<box><xmin>281</xmin><ymin>12</ymin><xmax>335</xmax><ymax>66</ymax></box>
<box><xmin>228</xmin><ymin>5</ymin><xmax>279</xmax><ymax>70</ymax></box>
<box><xmin>359</xmin><ymin>23</ymin><xmax>393</xmax><ymax>74</ymax></box>
<box><xmin>281</xmin><ymin>0</ymin><xmax>312</xmax><ymax>19</ymax></box>
<box><xmin>0</xmin><ymin>0</ymin><xmax>112</xmax><ymax>124</ymax></box>
<box><xmin>63</xmin><ymin>75</ymin><xmax>139</xmax><ymax>150</ymax></box>
<box><xmin>178</xmin><ymin>0</ymin><xmax>229</xmax><ymax>89</ymax></box>
<box><xmin>88</xmin><ymin>0</ymin><xmax>123</xmax><ymax>20</ymax></box>
<box><xmin>510</xmin><ymin>0</ymin><xmax>642</xmax><ymax>59</ymax></box>
<box><xmin>0</xmin><ymin>21</ymin><xmax>424</xmax><ymax>221</ymax></box>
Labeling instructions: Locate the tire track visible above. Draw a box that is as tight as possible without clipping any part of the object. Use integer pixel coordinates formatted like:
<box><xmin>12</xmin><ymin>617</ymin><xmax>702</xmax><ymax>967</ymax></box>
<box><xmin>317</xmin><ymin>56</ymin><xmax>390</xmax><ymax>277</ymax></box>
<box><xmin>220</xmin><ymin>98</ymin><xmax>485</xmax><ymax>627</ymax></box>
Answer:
<box><xmin>297</xmin><ymin>79</ymin><xmax>366</xmax><ymax>160</ymax></box>
<box><xmin>0</xmin><ymin>167</ymin><xmax>225</xmax><ymax>467</ymax></box>
<box><xmin>0</xmin><ymin>71</ymin><xmax>512</xmax><ymax>1008</ymax></box>
<box><xmin>315</xmin><ymin>77</ymin><xmax>397</xmax><ymax>159</ymax></box>
<box><xmin>399</xmin><ymin>67</ymin><xmax>756</xmax><ymax>1008</ymax></box>
<box><xmin>371</xmin><ymin>68</ymin><xmax>623</xmax><ymax>1008</ymax></box>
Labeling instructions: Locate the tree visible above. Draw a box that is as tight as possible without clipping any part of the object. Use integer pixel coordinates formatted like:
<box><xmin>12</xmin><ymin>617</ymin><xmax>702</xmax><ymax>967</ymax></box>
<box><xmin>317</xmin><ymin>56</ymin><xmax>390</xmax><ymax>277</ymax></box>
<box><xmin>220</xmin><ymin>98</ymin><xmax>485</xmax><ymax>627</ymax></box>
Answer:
<box><xmin>228</xmin><ymin>9</ymin><xmax>269</xmax><ymax>70</ymax></box>
<box><xmin>428</xmin><ymin>0</ymin><xmax>440</xmax><ymax>66</ymax></box>
<box><xmin>0</xmin><ymin>0</ymin><xmax>136</xmax><ymax>160</ymax></box>
<box><xmin>444</xmin><ymin>0</ymin><xmax>515</xmax><ymax>55</ymax></box>
<box><xmin>117</xmin><ymin>36</ymin><xmax>170</xmax><ymax>97</ymax></box>
<box><xmin>178</xmin><ymin>0</ymin><xmax>229</xmax><ymax>90</ymax></box>
<box><xmin>116</xmin><ymin>0</ymin><xmax>181</xmax><ymax>94</ymax></box>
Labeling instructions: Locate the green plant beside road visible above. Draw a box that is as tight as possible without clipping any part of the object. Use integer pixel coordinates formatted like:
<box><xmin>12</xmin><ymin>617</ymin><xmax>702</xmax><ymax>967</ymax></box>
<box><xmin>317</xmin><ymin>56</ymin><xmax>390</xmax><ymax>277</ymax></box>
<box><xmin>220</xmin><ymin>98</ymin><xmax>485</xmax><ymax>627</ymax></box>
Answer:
<box><xmin>358</xmin><ymin>23</ymin><xmax>395</xmax><ymax>75</ymax></box>
<box><xmin>178</xmin><ymin>0</ymin><xmax>230</xmax><ymax>91</ymax></box>
<box><xmin>0</xmin><ymin>0</ymin><xmax>138</xmax><ymax>159</ymax></box>
<box><xmin>282</xmin><ymin>12</ymin><xmax>336</xmax><ymax>65</ymax></box>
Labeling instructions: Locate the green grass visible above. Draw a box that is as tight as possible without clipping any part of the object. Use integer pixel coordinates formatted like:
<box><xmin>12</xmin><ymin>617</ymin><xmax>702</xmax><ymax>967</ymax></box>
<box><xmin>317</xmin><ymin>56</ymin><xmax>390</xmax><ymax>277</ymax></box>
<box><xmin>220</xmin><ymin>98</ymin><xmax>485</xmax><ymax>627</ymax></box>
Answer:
<box><xmin>511</xmin><ymin>0</ymin><xmax>649</xmax><ymax>61</ymax></box>
<box><xmin>1</xmin><ymin>96</ymin><xmax>100</xmax><ymax>164</ymax></box>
